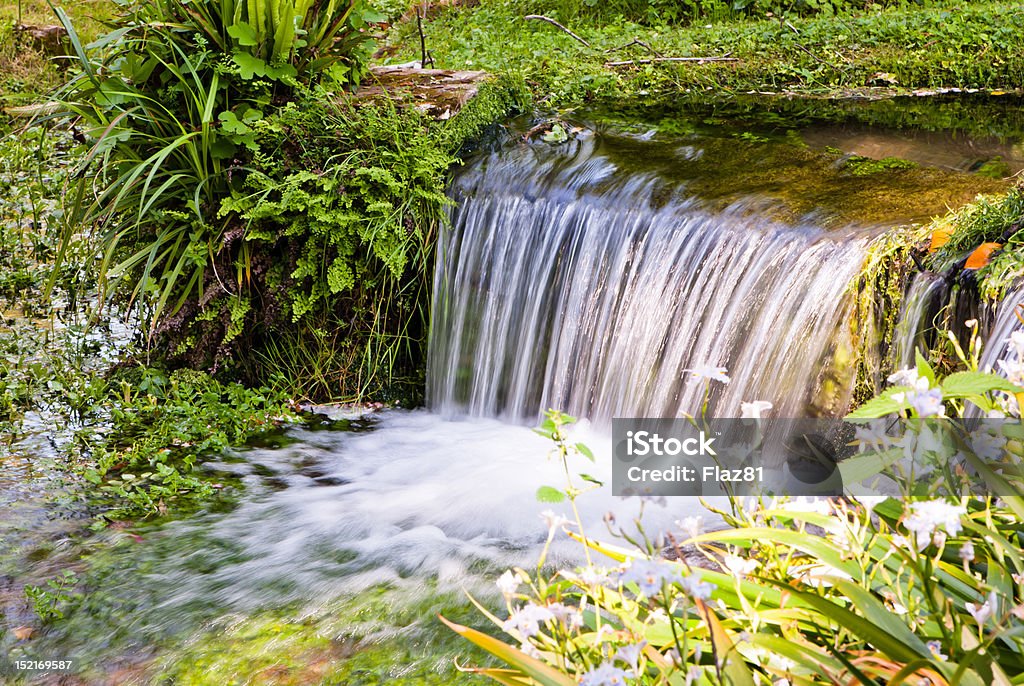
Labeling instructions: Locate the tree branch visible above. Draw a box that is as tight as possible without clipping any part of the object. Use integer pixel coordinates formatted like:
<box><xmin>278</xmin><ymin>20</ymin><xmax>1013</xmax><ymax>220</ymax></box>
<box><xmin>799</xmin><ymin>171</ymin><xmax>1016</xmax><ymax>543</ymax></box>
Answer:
<box><xmin>524</xmin><ymin>15</ymin><xmax>591</xmax><ymax>48</ymax></box>
<box><xmin>604</xmin><ymin>56</ymin><xmax>739</xmax><ymax>67</ymax></box>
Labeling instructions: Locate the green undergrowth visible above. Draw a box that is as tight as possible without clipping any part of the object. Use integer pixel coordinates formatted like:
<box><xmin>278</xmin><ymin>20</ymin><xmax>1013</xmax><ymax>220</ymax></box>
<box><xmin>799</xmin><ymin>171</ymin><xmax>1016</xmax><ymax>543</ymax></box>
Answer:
<box><xmin>390</xmin><ymin>0</ymin><xmax>1024</xmax><ymax>105</ymax></box>
<box><xmin>928</xmin><ymin>187</ymin><xmax>1024</xmax><ymax>300</ymax></box>
<box><xmin>150</xmin><ymin>586</ymin><xmax>491</xmax><ymax>685</ymax></box>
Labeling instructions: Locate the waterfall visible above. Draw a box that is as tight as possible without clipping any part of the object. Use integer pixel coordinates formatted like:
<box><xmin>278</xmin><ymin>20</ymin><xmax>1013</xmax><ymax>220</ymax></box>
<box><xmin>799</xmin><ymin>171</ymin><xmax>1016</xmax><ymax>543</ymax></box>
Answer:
<box><xmin>980</xmin><ymin>286</ymin><xmax>1024</xmax><ymax>375</ymax></box>
<box><xmin>891</xmin><ymin>272</ymin><xmax>947</xmax><ymax>368</ymax></box>
<box><xmin>427</xmin><ymin>135</ymin><xmax>873</xmax><ymax>422</ymax></box>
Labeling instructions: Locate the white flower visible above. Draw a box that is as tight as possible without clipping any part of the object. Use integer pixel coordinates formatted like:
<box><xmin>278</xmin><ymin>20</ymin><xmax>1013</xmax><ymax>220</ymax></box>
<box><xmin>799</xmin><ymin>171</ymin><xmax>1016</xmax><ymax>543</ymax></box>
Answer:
<box><xmin>740</xmin><ymin>400</ymin><xmax>772</xmax><ymax>419</ymax></box>
<box><xmin>546</xmin><ymin>602</ymin><xmax>583</xmax><ymax>628</ymax></box>
<box><xmin>1008</xmin><ymin>330</ymin><xmax>1024</xmax><ymax>359</ymax></box>
<box><xmin>580</xmin><ymin>662</ymin><xmax>629</xmax><ymax>686</ymax></box>
<box><xmin>853</xmin><ymin>494</ymin><xmax>888</xmax><ymax>511</ymax></box>
<box><xmin>619</xmin><ymin>559</ymin><xmax>678</xmax><ymax>597</ymax></box>
<box><xmin>887</xmin><ymin>367</ymin><xmax>921</xmax><ymax>387</ymax></box>
<box><xmin>853</xmin><ymin>422</ymin><xmax>893</xmax><ymax>452</ymax></box>
<box><xmin>540</xmin><ymin>509</ymin><xmax>569</xmax><ymax>535</ymax></box>
<box><xmin>890</xmin><ymin>375</ymin><xmax>945</xmax><ymax>417</ymax></box>
<box><xmin>496</xmin><ymin>570</ymin><xmax>520</xmax><ymax>599</ymax></box>
<box><xmin>722</xmin><ymin>554</ymin><xmax>760</xmax><ymax>577</ymax></box>
<box><xmin>927</xmin><ymin>640</ymin><xmax>947</xmax><ymax>661</ymax></box>
<box><xmin>903</xmin><ymin>500</ymin><xmax>967</xmax><ymax>549</ymax></box>
<box><xmin>959</xmin><ymin>541</ymin><xmax>975</xmax><ymax>563</ymax></box>
<box><xmin>578</xmin><ymin>565</ymin><xmax>610</xmax><ymax>588</ymax></box>
<box><xmin>678</xmin><ymin>573</ymin><xmax>715</xmax><ymax>600</ymax></box>
<box><xmin>965</xmin><ymin>591</ymin><xmax>997</xmax><ymax>626</ymax></box>
<box><xmin>685</xmin><ymin>666</ymin><xmax>703</xmax><ymax>685</ymax></box>
<box><xmin>614</xmin><ymin>641</ymin><xmax>646</xmax><ymax>674</ymax></box>
<box><xmin>676</xmin><ymin>515</ymin><xmax>704</xmax><ymax>540</ymax></box>
<box><xmin>686</xmin><ymin>364</ymin><xmax>730</xmax><ymax>384</ymax></box>
<box><xmin>998</xmin><ymin>358</ymin><xmax>1024</xmax><ymax>386</ymax></box>
<box><xmin>502</xmin><ymin>603</ymin><xmax>554</xmax><ymax>638</ymax></box>
<box><xmin>969</xmin><ymin>431</ymin><xmax>1007</xmax><ymax>459</ymax></box>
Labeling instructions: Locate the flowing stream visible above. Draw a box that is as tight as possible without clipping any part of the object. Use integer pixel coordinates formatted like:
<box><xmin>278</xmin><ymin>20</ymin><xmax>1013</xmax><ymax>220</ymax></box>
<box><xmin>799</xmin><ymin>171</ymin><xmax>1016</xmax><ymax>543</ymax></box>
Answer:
<box><xmin>3</xmin><ymin>107</ymin><xmax>1021</xmax><ymax>683</ymax></box>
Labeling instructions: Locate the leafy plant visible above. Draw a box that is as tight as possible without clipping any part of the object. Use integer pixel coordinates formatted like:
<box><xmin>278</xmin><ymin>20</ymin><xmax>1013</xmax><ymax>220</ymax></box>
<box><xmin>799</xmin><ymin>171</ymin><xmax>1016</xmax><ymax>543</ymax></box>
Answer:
<box><xmin>446</xmin><ymin>346</ymin><xmax>1024</xmax><ymax>684</ymax></box>
<box><xmin>47</xmin><ymin>0</ymin><xmax>378</xmax><ymax>336</ymax></box>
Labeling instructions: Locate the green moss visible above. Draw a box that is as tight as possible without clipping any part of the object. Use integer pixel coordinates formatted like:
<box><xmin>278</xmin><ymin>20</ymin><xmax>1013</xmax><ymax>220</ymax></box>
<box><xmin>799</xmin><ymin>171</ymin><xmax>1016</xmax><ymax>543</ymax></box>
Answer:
<box><xmin>849</xmin><ymin>224</ymin><xmax>928</xmax><ymax>404</ymax></box>
<box><xmin>155</xmin><ymin>586</ymin><xmax>493</xmax><ymax>686</ymax></box>
<box><xmin>842</xmin><ymin>155</ymin><xmax>918</xmax><ymax>176</ymax></box>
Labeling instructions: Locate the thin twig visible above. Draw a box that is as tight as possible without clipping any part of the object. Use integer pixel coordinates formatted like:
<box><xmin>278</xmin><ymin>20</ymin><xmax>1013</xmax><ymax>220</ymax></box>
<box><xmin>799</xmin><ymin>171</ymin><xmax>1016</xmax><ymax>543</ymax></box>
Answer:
<box><xmin>417</xmin><ymin>10</ymin><xmax>434</xmax><ymax>68</ymax></box>
<box><xmin>604</xmin><ymin>38</ymin><xmax>664</xmax><ymax>58</ymax></box>
<box><xmin>604</xmin><ymin>56</ymin><xmax>738</xmax><ymax>67</ymax></box>
<box><xmin>524</xmin><ymin>14</ymin><xmax>591</xmax><ymax>48</ymax></box>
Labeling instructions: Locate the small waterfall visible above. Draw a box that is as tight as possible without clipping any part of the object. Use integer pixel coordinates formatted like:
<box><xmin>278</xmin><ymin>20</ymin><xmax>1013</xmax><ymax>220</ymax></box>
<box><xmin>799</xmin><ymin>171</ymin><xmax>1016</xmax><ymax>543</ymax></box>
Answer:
<box><xmin>428</xmin><ymin>135</ymin><xmax>873</xmax><ymax>422</ymax></box>
<box><xmin>980</xmin><ymin>285</ymin><xmax>1024</xmax><ymax>374</ymax></box>
<box><xmin>892</xmin><ymin>272</ymin><xmax>948</xmax><ymax>368</ymax></box>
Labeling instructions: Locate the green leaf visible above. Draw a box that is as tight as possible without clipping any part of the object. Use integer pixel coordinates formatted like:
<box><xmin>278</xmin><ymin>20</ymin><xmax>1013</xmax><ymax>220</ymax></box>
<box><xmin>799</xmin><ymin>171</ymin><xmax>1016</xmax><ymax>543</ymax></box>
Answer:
<box><xmin>232</xmin><ymin>51</ymin><xmax>267</xmax><ymax>79</ymax></box>
<box><xmin>439</xmin><ymin>616</ymin><xmax>575</xmax><ymax>686</ymax></box>
<box><xmin>941</xmin><ymin>371</ymin><xmax>1024</xmax><ymax>398</ymax></box>
<box><xmin>846</xmin><ymin>388</ymin><xmax>912</xmax><ymax>419</ymax></box>
<box><xmin>227</xmin><ymin>21</ymin><xmax>259</xmax><ymax>46</ymax></box>
<box><xmin>760</xmin><ymin>579</ymin><xmax>929</xmax><ymax>664</ymax></box>
<box><xmin>535</xmin><ymin>486</ymin><xmax>565</xmax><ymax>503</ymax></box>
<box><xmin>575</xmin><ymin>442</ymin><xmax>594</xmax><ymax>461</ymax></box>
<box><xmin>916</xmin><ymin>349</ymin><xmax>936</xmax><ymax>387</ymax></box>
<box><xmin>579</xmin><ymin>473</ymin><xmax>603</xmax><ymax>486</ymax></box>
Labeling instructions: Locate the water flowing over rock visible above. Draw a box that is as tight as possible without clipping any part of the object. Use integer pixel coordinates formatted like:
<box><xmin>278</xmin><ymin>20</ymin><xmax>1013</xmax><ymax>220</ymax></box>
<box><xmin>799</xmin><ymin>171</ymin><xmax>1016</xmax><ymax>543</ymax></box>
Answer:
<box><xmin>428</xmin><ymin>134</ymin><xmax>871</xmax><ymax>422</ymax></box>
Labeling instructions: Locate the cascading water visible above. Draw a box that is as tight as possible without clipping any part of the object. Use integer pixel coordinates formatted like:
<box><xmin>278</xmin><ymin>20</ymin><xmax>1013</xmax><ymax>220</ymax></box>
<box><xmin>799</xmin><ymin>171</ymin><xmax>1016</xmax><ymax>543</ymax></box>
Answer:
<box><xmin>892</xmin><ymin>272</ymin><xmax>948</xmax><ymax>368</ymax></box>
<box><xmin>428</xmin><ymin>134</ymin><xmax>871</xmax><ymax>422</ymax></box>
<box><xmin>979</xmin><ymin>285</ymin><xmax>1024</xmax><ymax>375</ymax></box>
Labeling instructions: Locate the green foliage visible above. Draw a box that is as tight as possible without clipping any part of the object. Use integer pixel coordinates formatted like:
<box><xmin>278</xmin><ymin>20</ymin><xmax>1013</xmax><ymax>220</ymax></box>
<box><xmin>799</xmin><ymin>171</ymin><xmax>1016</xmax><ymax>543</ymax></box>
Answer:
<box><xmin>391</xmin><ymin>0</ymin><xmax>1024</xmax><ymax>104</ymax></box>
<box><xmin>511</xmin><ymin>0</ymin><xmax>931</xmax><ymax>25</ymax></box>
<box><xmin>449</xmin><ymin>393</ymin><xmax>1024</xmax><ymax>685</ymax></box>
<box><xmin>24</xmin><ymin>570</ymin><xmax>83</xmax><ymax>622</ymax></box>
<box><xmin>77</xmin><ymin>368</ymin><xmax>299</xmax><ymax>522</ymax></box>
<box><xmin>48</xmin><ymin>0</ymin><xmax>376</xmax><ymax>336</ymax></box>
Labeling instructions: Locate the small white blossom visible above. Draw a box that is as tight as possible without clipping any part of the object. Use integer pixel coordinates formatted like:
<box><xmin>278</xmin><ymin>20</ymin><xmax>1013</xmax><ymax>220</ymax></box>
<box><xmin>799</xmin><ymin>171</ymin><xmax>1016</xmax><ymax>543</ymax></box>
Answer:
<box><xmin>678</xmin><ymin>573</ymin><xmax>715</xmax><ymax>600</ymax></box>
<box><xmin>496</xmin><ymin>570</ymin><xmax>520</xmax><ymax>599</ymax></box>
<box><xmin>614</xmin><ymin>641</ymin><xmax>646</xmax><ymax>674</ymax></box>
<box><xmin>998</xmin><ymin>358</ymin><xmax>1024</xmax><ymax>386</ymax></box>
<box><xmin>959</xmin><ymin>541</ymin><xmax>975</xmax><ymax>563</ymax></box>
<box><xmin>686</xmin><ymin>364</ymin><xmax>730</xmax><ymax>384</ymax></box>
<box><xmin>540</xmin><ymin>509</ymin><xmax>569</xmax><ymax>535</ymax></box>
<box><xmin>685</xmin><ymin>666</ymin><xmax>703</xmax><ymax>685</ymax></box>
<box><xmin>854</xmin><ymin>423</ymin><xmax>893</xmax><ymax>452</ymax></box>
<box><xmin>1008</xmin><ymin>330</ymin><xmax>1024</xmax><ymax>358</ymax></box>
<box><xmin>547</xmin><ymin>602</ymin><xmax>583</xmax><ymax>629</ymax></box>
<box><xmin>965</xmin><ymin>591</ymin><xmax>997</xmax><ymax>626</ymax></box>
<box><xmin>619</xmin><ymin>559</ymin><xmax>678</xmax><ymax>597</ymax></box>
<box><xmin>969</xmin><ymin>431</ymin><xmax>1007</xmax><ymax>459</ymax></box>
<box><xmin>722</xmin><ymin>554</ymin><xmax>760</xmax><ymax>577</ymax></box>
<box><xmin>580</xmin><ymin>662</ymin><xmax>629</xmax><ymax>686</ymax></box>
<box><xmin>853</xmin><ymin>494</ymin><xmax>888</xmax><ymax>511</ymax></box>
<box><xmin>676</xmin><ymin>515</ymin><xmax>704</xmax><ymax>540</ymax></box>
<box><xmin>578</xmin><ymin>565</ymin><xmax>610</xmax><ymax>587</ymax></box>
<box><xmin>903</xmin><ymin>500</ymin><xmax>966</xmax><ymax>550</ymax></box>
<box><xmin>503</xmin><ymin>603</ymin><xmax>554</xmax><ymax>638</ymax></box>
<box><xmin>740</xmin><ymin>400</ymin><xmax>773</xmax><ymax>419</ymax></box>
<box><xmin>927</xmin><ymin>640</ymin><xmax>947</xmax><ymax>661</ymax></box>
<box><xmin>888</xmin><ymin>367</ymin><xmax>922</xmax><ymax>387</ymax></box>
